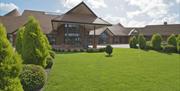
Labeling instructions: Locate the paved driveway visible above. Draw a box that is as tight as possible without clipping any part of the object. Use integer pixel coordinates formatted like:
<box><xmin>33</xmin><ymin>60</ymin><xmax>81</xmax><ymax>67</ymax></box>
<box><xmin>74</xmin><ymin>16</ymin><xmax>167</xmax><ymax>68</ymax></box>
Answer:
<box><xmin>89</xmin><ymin>44</ymin><xmax>130</xmax><ymax>48</ymax></box>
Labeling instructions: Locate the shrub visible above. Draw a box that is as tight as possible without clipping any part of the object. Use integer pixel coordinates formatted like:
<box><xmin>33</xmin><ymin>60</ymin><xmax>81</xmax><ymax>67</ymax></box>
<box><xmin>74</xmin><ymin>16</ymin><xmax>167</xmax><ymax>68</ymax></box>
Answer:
<box><xmin>49</xmin><ymin>51</ymin><xmax>55</xmax><ymax>59</ymax></box>
<box><xmin>0</xmin><ymin>24</ymin><xmax>23</xmax><ymax>91</ymax></box>
<box><xmin>15</xmin><ymin>27</ymin><xmax>25</xmax><ymax>54</ymax></box>
<box><xmin>105</xmin><ymin>45</ymin><xmax>113</xmax><ymax>56</ymax></box>
<box><xmin>21</xmin><ymin>16</ymin><xmax>50</xmax><ymax>67</ymax></box>
<box><xmin>151</xmin><ymin>33</ymin><xmax>162</xmax><ymax>50</ymax></box>
<box><xmin>146</xmin><ymin>41</ymin><xmax>152</xmax><ymax>50</ymax></box>
<box><xmin>167</xmin><ymin>34</ymin><xmax>177</xmax><ymax>47</ymax></box>
<box><xmin>67</xmin><ymin>49</ymin><xmax>71</xmax><ymax>52</ymax></box>
<box><xmin>138</xmin><ymin>34</ymin><xmax>146</xmax><ymax>49</ymax></box>
<box><xmin>87</xmin><ymin>48</ymin><xmax>95</xmax><ymax>53</ymax></box>
<box><xmin>163</xmin><ymin>45</ymin><xmax>177</xmax><ymax>53</ymax></box>
<box><xmin>176</xmin><ymin>34</ymin><xmax>180</xmax><ymax>53</ymax></box>
<box><xmin>80</xmin><ymin>49</ymin><xmax>84</xmax><ymax>52</ymax></box>
<box><xmin>129</xmin><ymin>36</ymin><xmax>138</xmax><ymax>48</ymax></box>
<box><xmin>45</xmin><ymin>56</ymin><xmax>53</xmax><ymax>69</ymax></box>
<box><xmin>99</xmin><ymin>47</ymin><xmax>105</xmax><ymax>52</ymax></box>
<box><xmin>177</xmin><ymin>40</ymin><xmax>180</xmax><ymax>54</ymax></box>
<box><xmin>73</xmin><ymin>49</ymin><xmax>78</xmax><ymax>52</ymax></box>
<box><xmin>20</xmin><ymin>64</ymin><xmax>46</xmax><ymax>91</ymax></box>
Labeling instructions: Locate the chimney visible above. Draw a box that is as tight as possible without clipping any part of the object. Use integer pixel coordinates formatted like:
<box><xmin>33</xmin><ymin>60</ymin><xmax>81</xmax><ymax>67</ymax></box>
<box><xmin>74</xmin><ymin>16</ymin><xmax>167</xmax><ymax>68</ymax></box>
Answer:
<box><xmin>164</xmin><ymin>22</ymin><xmax>167</xmax><ymax>25</ymax></box>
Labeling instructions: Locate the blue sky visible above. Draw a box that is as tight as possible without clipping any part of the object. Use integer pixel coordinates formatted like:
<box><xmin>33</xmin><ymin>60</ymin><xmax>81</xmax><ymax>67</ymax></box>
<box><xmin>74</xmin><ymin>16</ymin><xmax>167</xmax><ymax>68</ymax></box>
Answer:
<box><xmin>0</xmin><ymin>0</ymin><xmax>180</xmax><ymax>27</ymax></box>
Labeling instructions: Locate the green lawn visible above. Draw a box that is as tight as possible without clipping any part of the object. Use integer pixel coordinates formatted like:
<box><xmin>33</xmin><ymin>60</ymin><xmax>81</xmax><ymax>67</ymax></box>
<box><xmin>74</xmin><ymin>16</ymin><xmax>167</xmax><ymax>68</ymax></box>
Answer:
<box><xmin>44</xmin><ymin>48</ymin><xmax>180</xmax><ymax>91</ymax></box>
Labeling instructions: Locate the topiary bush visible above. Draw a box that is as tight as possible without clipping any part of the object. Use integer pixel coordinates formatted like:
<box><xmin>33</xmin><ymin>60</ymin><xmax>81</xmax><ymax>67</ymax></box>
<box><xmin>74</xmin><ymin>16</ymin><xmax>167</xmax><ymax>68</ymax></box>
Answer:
<box><xmin>0</xmin><ymin>24</ymin><xmax>23</xmax><ymax>91</ymax></box>
<box><xmin>21</xmin><ymin>16</ymin><xmax>50</xmax><ymax>68</ymax></box>
<box><xmin>45</xmin><ymin>56</ymin><xmax>53</xmax><ymax>69</ymax></box>
<box><xmin>129</xmin><ymin>36</ymin><xmax>138</xmax><ymax>48</ymax></box>
<box><xmin>151</xmin><ymin>33</ymin><xmax>162</xmax><ymax>50</ymax></box>
<box><xmin>20</xmin><ymin>64</ymin><xmax>46</xmax><ymax>91</ymax></box>
<box><xmin>163</xmin><ymin>45</ymin><xmax>177</xmax><ymax>53</ymax></box>
<box><xmin>138</xmin><ymin>34</ymin><xmax>146</xmax><ymax>49</ymax></box>
<box><xmin>15</xmin><ymin>27</ymin><xmax>25</xmax><ymax>54</ymax></box>
<box><xmin>167</xmin><ymin>34</ymin><xmax>177</xmax><ymax>47</ymax></box>
<box><xmin>105</xmin><ymin>45</ymin><xmax>113</xmax><ymax>56</ymax></box>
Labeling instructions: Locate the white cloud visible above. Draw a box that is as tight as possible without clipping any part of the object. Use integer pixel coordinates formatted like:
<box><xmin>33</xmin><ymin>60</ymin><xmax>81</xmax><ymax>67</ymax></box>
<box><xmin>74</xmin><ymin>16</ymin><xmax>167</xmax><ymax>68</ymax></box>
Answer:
<box><xmin>87</xmin><ymin>0</ymin><xmax>107</xmax><ymax>9</ymax></box>
<box><xmin>149</xmin><ymin>13</ymin><xmax>180</xmax><ymax>25</ymax></box>
<box><xmin>62</xmin><ymin>0</ymin><xmax>82</xmax><ymax>8</ymax></box>
<box><xmin>126</xmin><ymin>0</ymin><xmax>169</xmax><ymax>18</ymax></box>
<box><xmin>176</xmin><ymin>0</ymin><xmax>180</xmax><ymax>3</ymax></box>
<box><xmin>60</xmin><ymin>0</ymin><xmax>107</xmax><ymax>9</ymax></box>
<box><xmin>104</xmin><ymin>15</ymin><xmax>127</xmax><ymax>24</ymax></box>
<box><xmin>103</xmin><ymin>15</ymin><xmax>146</xmax><ymax>27</ymax></box>
<box><xmin>0</xmin><ymin>3</ymin><xmax>18</xmax><ymax>12</ymax></box>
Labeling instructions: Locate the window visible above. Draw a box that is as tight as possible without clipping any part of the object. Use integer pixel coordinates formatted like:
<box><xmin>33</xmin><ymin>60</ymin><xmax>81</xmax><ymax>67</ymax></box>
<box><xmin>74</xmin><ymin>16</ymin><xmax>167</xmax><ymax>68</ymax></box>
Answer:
<box><xmin>64</xmin><ymin>23</ymin><xmax>81</xmax><ymax>46</ymax></box>
<box><xmin>99</xmin><ymin>31</ymin><xmax>109</xmax><ymax>44</ymax></box>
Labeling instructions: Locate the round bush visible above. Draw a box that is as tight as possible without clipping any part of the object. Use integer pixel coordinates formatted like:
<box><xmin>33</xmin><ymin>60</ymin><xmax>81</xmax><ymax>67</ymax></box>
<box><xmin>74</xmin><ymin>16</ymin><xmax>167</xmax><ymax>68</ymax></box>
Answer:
<box><xmin>105</xmin><ymin>45</ymin><xmax>113</xmax><ymax>56</ymax></box>
<box><xmin>20</xmin><ymin>65</ymin><xmax>46</xmax><ymax>91</ymax></box>
<box><xmin>45</xmin><ymin>57</ymin><xmax>53</xmax><ymax>69</ymax></box>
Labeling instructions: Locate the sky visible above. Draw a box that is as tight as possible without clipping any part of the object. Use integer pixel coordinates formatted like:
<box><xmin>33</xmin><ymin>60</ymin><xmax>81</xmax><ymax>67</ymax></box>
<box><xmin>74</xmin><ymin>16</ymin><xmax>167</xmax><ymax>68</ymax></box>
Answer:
<box><xmin>0</xmin><ymin>0</ymin><xmax>180</xmax><ymax>27</ymax></box>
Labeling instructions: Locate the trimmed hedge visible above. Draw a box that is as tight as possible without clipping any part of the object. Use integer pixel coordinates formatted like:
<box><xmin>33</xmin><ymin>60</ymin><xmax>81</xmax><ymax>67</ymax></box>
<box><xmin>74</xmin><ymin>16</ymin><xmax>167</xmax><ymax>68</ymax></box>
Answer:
<box><xmin>20</xmin><ymin>64</ymin><xmax>46</xmax><ymax>91</ymax></box>
<box><xmin>163</xmin><ymin>45</ymin><xmax>177</xmax><ymax>53</ymax></box>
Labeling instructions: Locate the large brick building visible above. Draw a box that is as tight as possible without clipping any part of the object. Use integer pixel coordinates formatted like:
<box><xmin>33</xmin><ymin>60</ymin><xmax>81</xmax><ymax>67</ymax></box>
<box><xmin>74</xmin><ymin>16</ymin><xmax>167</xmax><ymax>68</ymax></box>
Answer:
<box><xmin>0</xmin><ymin>2</ymin><xmax>180</xmax><ymax>49</ymax></box>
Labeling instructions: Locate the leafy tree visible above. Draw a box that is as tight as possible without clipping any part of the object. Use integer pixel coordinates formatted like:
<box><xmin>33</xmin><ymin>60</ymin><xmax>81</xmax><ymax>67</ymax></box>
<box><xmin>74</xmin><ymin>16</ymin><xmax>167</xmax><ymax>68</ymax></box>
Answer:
<box><xmin>0</xmin><ymin>24</ymin><xmax>23</xmax><ymax>91</ymax></box>
<box><xmin>138</xmin><ymin>34</ymin><xmax>146</xmax><ymax>49</ymax></box>
<box><xmin>105</xmin><ymin>45</ymin><xmax>113</xmax><ymax>56</ymax></box>
<box><xmin>15</xmin><ymin>27</ymin><xmax>25</xmax><ymax>54</ymax></box>
<box><xmin>129</xmin><ymin>36</ymin><xmax>138</xmax><ymax>48</ymax></box>
<box><xmin>151</xmin><ymin>33</ymin><xmax>162</xmax><ymax>50</ymax></box>
<box><xmin>167</xmin><ymin>34</ymin><xmax>177</xmax><ymax>47</ymax></box>
<box><xmin>21</xmin><ymin>16</ymin><xmax>49</xmax><ymax>67</ymax></box>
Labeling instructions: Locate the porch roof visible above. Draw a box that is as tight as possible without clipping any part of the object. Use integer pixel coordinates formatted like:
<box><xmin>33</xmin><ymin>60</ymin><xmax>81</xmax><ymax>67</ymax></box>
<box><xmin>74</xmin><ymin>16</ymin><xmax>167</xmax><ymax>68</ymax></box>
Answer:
<box><xmin>51</xmin><ymin>14</ymin><xmax>111</xmax><ymax>26</ymax></box>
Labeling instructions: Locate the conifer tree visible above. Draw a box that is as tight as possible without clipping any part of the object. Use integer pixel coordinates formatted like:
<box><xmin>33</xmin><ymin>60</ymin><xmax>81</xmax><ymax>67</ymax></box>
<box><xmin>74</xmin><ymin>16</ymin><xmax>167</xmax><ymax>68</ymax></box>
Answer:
<box><xmin>15</xmin><ymin>27</ymin><xmax>25</xmax><ymax>54</ymax></box>
<box><xmin>0</xmin><ymin>24</ymin><xmax>23</xmax><ymax>91</ymax></box>
<box><xmin>138</xmin><ymin>34</ymin><xmax>146</xmax><ymax>49</ymax></box>
<box><xmin>21</xmin><ymin>16</ymin><xmax>49</xmax><ymax>67</ymax></box>
<box><xmin>167</xmin><ymin>34</ymin><xmax>177</xmax><ymax>46</ymax></box>
<box><xmin>151</xmin><ymin>33</ymin><xmax>162</xmax><ymax>50</ymax></box>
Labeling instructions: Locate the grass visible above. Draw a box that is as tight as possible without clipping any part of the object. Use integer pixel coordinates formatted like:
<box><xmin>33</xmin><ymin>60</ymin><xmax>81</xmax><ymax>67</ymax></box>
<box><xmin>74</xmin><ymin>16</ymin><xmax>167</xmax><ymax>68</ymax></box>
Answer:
<box><xmin>44</xmin><ymin>48</ymin><xmax>180</xmax><ymax>91</ymax></box>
